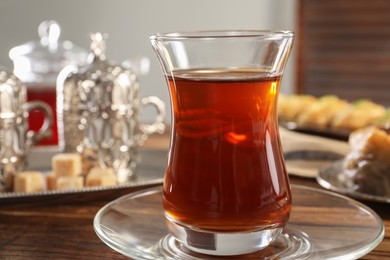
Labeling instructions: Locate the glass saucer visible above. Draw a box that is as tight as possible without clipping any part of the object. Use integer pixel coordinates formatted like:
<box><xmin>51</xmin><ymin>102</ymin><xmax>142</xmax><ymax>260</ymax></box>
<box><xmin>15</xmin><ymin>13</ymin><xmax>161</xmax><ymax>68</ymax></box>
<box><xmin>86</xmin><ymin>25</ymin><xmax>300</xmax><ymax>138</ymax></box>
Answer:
<box><xmin>94</xmin><ymin>185</ymin><xmax>384</xmax><ymax>260</ymax></box>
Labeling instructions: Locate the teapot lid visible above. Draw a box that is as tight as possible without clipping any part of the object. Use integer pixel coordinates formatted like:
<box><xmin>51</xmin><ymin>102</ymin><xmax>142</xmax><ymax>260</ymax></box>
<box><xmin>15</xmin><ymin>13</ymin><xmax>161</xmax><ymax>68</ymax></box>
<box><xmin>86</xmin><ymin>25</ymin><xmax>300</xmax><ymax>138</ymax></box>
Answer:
<box><xmin>9</xmin><ymin>20</ymin><xmax>88</xmax><ymax>83</ymax></box>
<box><xmin>57</xmin><ymin>32</ymin><xmax>140</xmax><ymax>116</ymax></box>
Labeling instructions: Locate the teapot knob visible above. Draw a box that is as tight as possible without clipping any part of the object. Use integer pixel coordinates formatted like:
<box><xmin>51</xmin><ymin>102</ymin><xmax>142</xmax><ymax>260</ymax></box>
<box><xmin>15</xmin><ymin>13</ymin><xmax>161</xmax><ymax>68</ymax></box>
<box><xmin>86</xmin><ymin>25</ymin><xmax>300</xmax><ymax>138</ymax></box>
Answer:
<box><xmin>90</xmin><ymin>32</ymin><xmax>108</xmax><ymax>61</ymax></box>
<box><xmin>38</xmin><ymin>20</ymin><xmax>61</xmax><ymax>49</ymax></box>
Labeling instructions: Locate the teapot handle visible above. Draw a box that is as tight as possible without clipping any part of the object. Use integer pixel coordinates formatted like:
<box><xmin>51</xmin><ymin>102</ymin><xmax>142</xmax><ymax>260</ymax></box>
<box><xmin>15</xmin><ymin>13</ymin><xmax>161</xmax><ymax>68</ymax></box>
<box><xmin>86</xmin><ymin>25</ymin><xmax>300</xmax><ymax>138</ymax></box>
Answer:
<box><xmin>139</xmin><ymin>96</ymin><xmax>166</xmax><ymax>136</ymax></box>
<box><xmin>24</xmin><ymin>101</ymin><xmax>53</xmax><ymax>148</ymax></box>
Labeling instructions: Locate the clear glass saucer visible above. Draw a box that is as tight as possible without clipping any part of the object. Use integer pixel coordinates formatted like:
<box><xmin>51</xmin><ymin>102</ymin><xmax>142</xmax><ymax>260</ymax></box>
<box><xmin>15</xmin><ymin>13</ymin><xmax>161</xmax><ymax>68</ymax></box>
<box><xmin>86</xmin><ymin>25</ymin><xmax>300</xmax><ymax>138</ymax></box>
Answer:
<box><xmin>94</xmin><ymin>184</ymin><xmax>384</xmax><ymax>260</ymax></box>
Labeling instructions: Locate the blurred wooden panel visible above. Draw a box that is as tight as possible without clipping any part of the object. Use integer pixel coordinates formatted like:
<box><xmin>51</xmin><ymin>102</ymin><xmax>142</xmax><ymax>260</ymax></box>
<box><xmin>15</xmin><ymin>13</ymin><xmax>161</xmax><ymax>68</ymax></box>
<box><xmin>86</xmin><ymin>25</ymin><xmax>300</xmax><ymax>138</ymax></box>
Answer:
<box><xmin>297</xmin><ymin>0</ymin><xmax>390</xmax><ymax>105</ymax></box>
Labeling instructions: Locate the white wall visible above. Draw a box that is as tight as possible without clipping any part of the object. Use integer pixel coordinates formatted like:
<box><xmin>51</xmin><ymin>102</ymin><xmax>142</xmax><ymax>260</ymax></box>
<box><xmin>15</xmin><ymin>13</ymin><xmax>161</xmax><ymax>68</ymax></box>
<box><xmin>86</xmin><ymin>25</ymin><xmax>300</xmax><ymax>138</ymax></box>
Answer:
<box><xmin>0</xmin><ymin>0</ymin><xmax>296</xmax><ymax>123</ymax></box>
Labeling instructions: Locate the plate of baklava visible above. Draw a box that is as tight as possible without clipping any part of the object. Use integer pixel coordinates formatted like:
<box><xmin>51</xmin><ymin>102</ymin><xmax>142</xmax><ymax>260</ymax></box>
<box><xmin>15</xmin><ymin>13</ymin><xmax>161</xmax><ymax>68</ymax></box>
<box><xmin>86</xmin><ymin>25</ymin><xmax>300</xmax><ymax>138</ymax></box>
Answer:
<box><xmin>278</xmin><ymin>94</ymin><xmax>390</xmax><ymax>140</ymax></box>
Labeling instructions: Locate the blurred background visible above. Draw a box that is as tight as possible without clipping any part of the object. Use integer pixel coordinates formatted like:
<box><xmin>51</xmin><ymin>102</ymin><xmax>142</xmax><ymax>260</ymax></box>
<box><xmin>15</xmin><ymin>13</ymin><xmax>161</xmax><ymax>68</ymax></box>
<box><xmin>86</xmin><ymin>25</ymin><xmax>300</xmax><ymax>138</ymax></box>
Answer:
<box><xmin>0</xmin><ymin>0</ymin><xmax>296</xmax><ymax>123</ymax></box>
<box><xmin>2</xmin><ymin>0</ymin><xmax>389</xmax><ymax>124</ymax></box>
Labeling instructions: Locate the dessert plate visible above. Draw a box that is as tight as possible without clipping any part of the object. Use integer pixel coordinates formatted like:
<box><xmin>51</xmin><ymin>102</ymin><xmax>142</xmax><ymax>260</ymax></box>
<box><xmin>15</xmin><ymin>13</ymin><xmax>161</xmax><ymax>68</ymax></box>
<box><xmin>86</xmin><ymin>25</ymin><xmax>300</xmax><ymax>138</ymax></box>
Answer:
<box><xmin>281</xmin><ymin>121</ymin><xmax>350</xmax><ymax>141</ymax></box>
<box><xmin>317</xmin><ymin>160</ymin><xmax>390</xmax><ymax>203</ymax></box>
<box><xmin>94</xmin><ymin>184</ymin><xmax>384</xmax><ymax>260</ymax></box>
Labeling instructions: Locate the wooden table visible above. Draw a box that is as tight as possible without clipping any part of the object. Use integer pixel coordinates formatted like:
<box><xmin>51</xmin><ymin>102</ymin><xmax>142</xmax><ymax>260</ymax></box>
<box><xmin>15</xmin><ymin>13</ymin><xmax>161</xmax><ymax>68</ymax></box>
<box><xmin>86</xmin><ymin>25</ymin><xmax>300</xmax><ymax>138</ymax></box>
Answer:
<box><xmin>0</xmin><ymin>135</ymin><xmax>389</xmax><ymax>259</ymax></box>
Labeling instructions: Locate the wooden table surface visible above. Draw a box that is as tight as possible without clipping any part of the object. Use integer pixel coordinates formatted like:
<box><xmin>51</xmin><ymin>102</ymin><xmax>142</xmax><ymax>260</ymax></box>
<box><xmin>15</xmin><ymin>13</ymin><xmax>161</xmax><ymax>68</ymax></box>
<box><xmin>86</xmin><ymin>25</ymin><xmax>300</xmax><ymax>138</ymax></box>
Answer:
<box><xmin>0</xmin><ymin>135</ymin><xmax>389</xmax><ymax>260</ymax></box>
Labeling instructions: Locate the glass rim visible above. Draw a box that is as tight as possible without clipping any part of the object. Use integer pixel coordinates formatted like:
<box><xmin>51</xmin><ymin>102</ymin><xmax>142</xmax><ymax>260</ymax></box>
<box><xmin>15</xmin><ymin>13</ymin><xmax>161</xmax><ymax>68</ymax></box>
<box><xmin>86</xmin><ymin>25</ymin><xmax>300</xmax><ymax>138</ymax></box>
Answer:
<box><xmin>150</xmin><ymin>30</ymin><xmax>294</xmax><ymax>41</ymax></box>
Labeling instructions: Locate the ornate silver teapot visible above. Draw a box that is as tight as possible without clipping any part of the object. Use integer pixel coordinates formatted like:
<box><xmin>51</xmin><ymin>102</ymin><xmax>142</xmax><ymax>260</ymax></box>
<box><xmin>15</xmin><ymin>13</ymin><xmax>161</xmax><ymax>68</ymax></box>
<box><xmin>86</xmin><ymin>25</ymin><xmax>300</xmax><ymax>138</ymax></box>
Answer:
<box><xmin>57</xmin><ymin>33</ymin><xmax>165</xmax><ymax>183</ymax></box>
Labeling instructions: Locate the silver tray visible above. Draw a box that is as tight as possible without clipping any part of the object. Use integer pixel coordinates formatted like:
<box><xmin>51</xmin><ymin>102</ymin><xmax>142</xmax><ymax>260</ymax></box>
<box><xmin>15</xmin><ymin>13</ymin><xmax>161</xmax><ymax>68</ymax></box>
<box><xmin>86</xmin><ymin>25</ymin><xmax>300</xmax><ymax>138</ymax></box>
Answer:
<box><xmin>0</xmin><ymin>149</ymin><xmax>167</xmax><ymax>201</ymax></box>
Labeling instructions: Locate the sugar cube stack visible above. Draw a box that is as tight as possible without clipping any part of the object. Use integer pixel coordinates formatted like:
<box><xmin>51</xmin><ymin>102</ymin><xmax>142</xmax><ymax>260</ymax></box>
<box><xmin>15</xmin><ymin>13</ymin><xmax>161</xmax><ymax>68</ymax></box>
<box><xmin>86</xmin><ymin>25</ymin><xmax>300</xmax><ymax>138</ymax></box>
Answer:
<box><xmin>12</xmin><ymin>152</ymin><xmax>119</xmax><ymax>192</ymax></box>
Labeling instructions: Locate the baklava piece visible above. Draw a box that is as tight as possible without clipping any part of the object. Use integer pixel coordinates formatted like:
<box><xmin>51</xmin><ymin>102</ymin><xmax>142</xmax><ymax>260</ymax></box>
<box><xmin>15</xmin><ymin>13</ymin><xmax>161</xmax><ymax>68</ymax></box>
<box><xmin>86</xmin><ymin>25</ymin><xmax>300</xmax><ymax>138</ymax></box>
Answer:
<box><xmin>341</xmin><ymin>127</ymin><xmax>390</xmax><ymax>197</ymax></box>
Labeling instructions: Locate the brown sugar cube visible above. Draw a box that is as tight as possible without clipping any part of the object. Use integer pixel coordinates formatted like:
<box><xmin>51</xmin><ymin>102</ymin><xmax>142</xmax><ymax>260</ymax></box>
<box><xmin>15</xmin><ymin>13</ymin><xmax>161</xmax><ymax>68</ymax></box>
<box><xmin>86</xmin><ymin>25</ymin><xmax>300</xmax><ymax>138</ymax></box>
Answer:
<box><xmin>45</xmin><ymin>172</ymin><xmax>57</xmax><ymax>191</ymax></box>
<box><xmin>56</xmin><ymin>176</ymin><xmax>84</xmax><ymax>190</ymax></box>
<box><xmin>52</xmin><ymin>153</ymin><xmax>82</xmax><ymax>177</ymax></box>
<box><xmin>14</xmin><ymin>171</ymin><xmax>44</xmax><ymax>193</ymax></box>
<box><xmin>86</xmin><ymin>167</ymin><xmax>117</xmax><ymax>187</ymax></box>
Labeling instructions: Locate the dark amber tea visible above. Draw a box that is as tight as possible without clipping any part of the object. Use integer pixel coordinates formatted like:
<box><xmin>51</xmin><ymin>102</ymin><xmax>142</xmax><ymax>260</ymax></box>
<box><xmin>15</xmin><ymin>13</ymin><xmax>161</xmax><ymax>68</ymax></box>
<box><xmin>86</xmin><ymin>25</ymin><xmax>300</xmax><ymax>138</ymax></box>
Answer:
<box><xmin>163</xmin><ymin>69</ymin><xmax>291</xmax><ymax>232</ymax></box>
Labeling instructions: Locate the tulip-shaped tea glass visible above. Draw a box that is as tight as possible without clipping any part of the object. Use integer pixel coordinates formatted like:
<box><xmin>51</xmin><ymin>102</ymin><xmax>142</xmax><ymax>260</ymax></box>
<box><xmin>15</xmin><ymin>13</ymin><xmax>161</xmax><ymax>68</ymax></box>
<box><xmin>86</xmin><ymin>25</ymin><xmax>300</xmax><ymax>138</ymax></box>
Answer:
<box><xmin>150</xmin><ymin>30</ymin><xmax>294</xmax><ymax>256</ymax></box>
